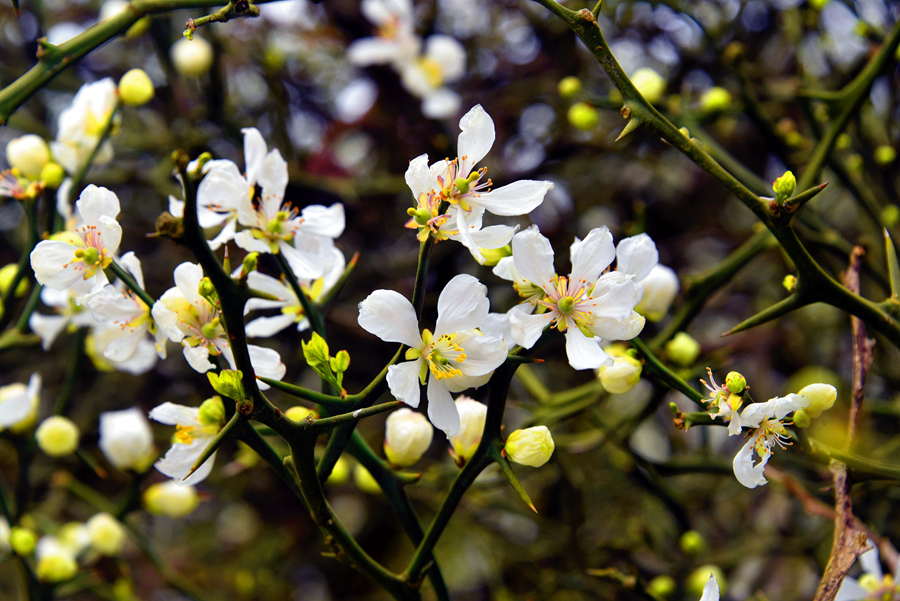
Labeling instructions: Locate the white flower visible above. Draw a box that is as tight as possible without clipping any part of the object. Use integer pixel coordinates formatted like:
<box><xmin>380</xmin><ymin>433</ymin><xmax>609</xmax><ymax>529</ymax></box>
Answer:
<box><xmin>30</xmin><ymin>185</ymin><xmax>121</xmax><ymax>296</ymax></box>
<box><xmin>6</xmin><ymin>134</ymin><xmax>51</xmax><ymax>180</ymax></box>
<box><xmin>29</xmin><ymin>280</ymin><xmax>97</xmax><ymax>350</ymax></box>
<box><xmin>399</xmin><ymin>35</ymin><xmax>466</xmax><ymax>119</ymax></box>
<box><xmin>0</xmin><ymin>373</ymin><xmax>41</xmax><ymax>429</ymax></box>
<box><xmin>98</xmin><ymin>407</ymin><xmax>154</xmax><ymax>471</ymax></box>
<box><xmin>701</xmin><ymin>368</ymin><xmax>744</xmax><ymax>436</ymax></box>
<box><xmin>507</xmin><ymin>226</ymin><xmax>644</xmax><ymax>370</ymax></box>
<box><xmin>358</xmin><ymin>273</ymin><xmax>507</xmax><ymax>437</ymax></box>
<box><xmin>836</xmin><ymin>544</ymin><xmax>900</xmax><ymax>601</ymax></box>
<box><xmin>732</xmin><ymin>394</ymin><xmax>809</xmax><ymax>488</ymax></box>
<box><xmin>149</xmin><ymin>399</ymin><xmax>222</xmax><ymax>485</ymax></box>
<box><xmin>143</xmin><ymin>480</ymin><xmax>200</xmax><ymax>517</ymax></box>
<box><xmin>50</xmin><ymin>79</ymin><xmax>119</xmax><ymax>175</ymax></box>
<box><xmin>384</xmin><ymin>408</ymin><xmax>434</xmax><ymax>467</ymax></box>
<box><xmin>244</xmin><ymin>244</ymin><xmax>345</xmax><ymax>338</ymax></box>
<box><xmin>151</xmin><ymin>262</ymin><xmax>286</xmax><ymax>387</ymax></box>
<box><xmin>85</xmin><ymin>513</ymin><xmax>126</xmax><ymax>556</ymax></box>
<box><xmin>347</xmin><ymin>0</ymin><xmax>420</xmax><ymax>70</ymax></box>
<box><xmin>636</xmin><ymin>265</ymin><xmax>679</xmax><ymax>321</ymax></box>
<box><xmin>404</xmin><ymin>105</ymin><xmax>553</xmax><ymax>264</ymax></box>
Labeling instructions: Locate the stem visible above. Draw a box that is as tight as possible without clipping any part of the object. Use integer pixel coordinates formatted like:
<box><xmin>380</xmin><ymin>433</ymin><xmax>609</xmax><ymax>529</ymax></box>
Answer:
<box><xmin>632</xmin><ymin>337</ymin><xmax>705</xmax><ymax>405</ymax></box>
<box><xmin>53</xmin><ymin>328</ymin><xmax>88</xmax><ymax>416</ymax></box>
<box><xmin>109</xmin><ymin>260</ymin><xmax>155</xmax><ymax>309</ymax></box>
<box><xmin>273</xmin><ymin>253</ymin><xmax>325</xmax><ymax>337</ymax></box>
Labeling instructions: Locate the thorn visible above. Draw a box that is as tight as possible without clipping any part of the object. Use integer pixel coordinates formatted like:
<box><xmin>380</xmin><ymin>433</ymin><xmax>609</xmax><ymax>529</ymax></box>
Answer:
<box><xmin>723</xmin><ymin>294</ymin><xmax>808</xmax><ymax>336</ymax></box>
<box><xmin>615</xmin><ymin>117</ymin><xmax>642</xmax><ymax>142</ymax></box>
<box><xmin>884</xmin><ymin>228</ymin><xmax>900</xmax><ymax>299</ymax></box>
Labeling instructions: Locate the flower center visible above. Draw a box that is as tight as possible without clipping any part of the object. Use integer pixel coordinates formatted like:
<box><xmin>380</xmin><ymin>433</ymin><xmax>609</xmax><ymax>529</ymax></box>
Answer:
<box><xmin>418</xmin><ymin>329</ymin><xmax>467</xmax><ymax>382</ymax></box>
<box><xmin>417</xmin><ymin>56</ymin><xmax>444</xmax><ymax>88</ymax></box>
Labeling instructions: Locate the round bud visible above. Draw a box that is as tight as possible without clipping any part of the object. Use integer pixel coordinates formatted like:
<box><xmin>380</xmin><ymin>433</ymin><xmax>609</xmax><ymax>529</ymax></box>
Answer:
<box><xmin>143</xmin><ymin>481</ymin><xmax>200</xmax><ymax>518</ymax></box>
<box><xmin>197</xmin><ymin>396</ymin><xmax>225</xmax><ymax>426</ymax></box>
<box><xmin>326</xmin><ymin>456</ymin><xmax>351</xmax><ymax>486</ymax></box>
<box><xmin>40</xmin><ymin>162</ymin><xmax>65</xmax><ymax>189</ymax></box>
<box><xmin>798</xmin><ymin>383</ymin><xmax>837</xmax><ymax>418</ymax></box>
<box><xmin>647</xmin><ymin>575</ymin><xmax>675</xmax><ymax>599</ymax></box>
<box><xmin>0</xmin><ymin>264</ymin><xmax>29</xmax><ymax>298</ymax></box>
<box><xmin>725</xmin><ymin>372</ymin><xmax>746</xmax><ymax>395</ymax></box>
<box><xmin>665</xmin><ymin>332</ymin><xmax>701</xmax><ymax>367</ymax></box>
<box><xmin>597</xmin><ymin>355</ymin><xmax>642</xmax><ymax>394</ymax></box>
<box><xmin>700</xmin><ymin>87</ymin><xmax>732</xmax><ymax>113</ymax></box>
<box><xmin>881</xmin><ymin>205</ymin><xmax>900</xmax><ymax>228</ymax></box>
<box><xmin>504</xmin><ymin>426</ymin><xmax>555</xmax><ymax>468</ymax></box>
<box><xmin>10</xmin><ymin>527</ymin><xmax>37</xmax><ymax>555</ymax></box>
<box><xmin>118</xmin><ymin>69</ymin><xmax>155</xmax><ymax>106</ymax></box>
<box><xmin>450</xmin><ymin>397</ymin><xmax>487</xmax><ymax>467</ymax></box>
<box><xmin>285</xmin><ymin>406</ymin><xmax>315</xmax><ymax>422</ymax></box>
<box><xmin>875</xmin><ymin>145</ymin><xmax>896</xmax><ymax>165</ymax></box>
<box><xmin>567</xmin><ymin>102</ymin><xmax>599</xmax><ymax>131</ymax></box>
<box><xmin>170</xmin><ymin>37</ymin><xmax>215</xmax><ymax>78</ymax></box>
<box><xmin>86</xmin><ymin>513</ymin><xmax>126</xmax><ymax>556</ymax></box>
<box><xmin>384</xmin><ymin>408</ymin><xmax>433</xmax><ymax>468</ymax></box>
<box><xmin>783</xmin><ymin>275</ymin><xmax>797</xmax><ymax>292</ymax></box>
<box><xmin>792</xmin><ymin>409</ymin><xmax>811</xmax><ymax>429</ymax></box>
<box><xmin>557</xmin><ymin>76</ymin><xmax>582</xmax><ymax>99</ymax></box>
<box><xmin>5</xmin><ymin>134</ymin><xmax>51</xmax><ymax>180</ymax></box>
<box><xmin>679</xmin><ymin>530</ymin><xmax>707</xmax><ymax>555</ymax></box>
<box><xmin>686</xmin><ymin>566</ymin><xmax>726</xmax><ymax>598</ymax></box>
<box><xmin>35</xmin><ymin>416</ymin><xmax>80</xmax><ymax>457</ymax></box>
<box><xmin>36</xmin><ymin>553</ymin><xmax>78</xmax><ymax>583</ymax></box>
<box><xmin>631</xmin><ymin>67</ymin><xmax>666</xmax><ymax>104</ymax></box>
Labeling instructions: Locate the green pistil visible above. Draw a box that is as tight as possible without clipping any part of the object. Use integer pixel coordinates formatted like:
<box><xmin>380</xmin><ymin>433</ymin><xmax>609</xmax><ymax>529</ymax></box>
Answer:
<box><xmin>558</xmin><ymin>296</ymin><xmax>576</xmax><ymax>314</ymax></box>
<box><xmin>200</xmin><ymin>318</ymin><xmax>221</xmax><ymax>340</ymax></box>
<box><xmin>74</xmin><ymin>247</ymin><xmax>100</xmax><ymax>266</ymax></box>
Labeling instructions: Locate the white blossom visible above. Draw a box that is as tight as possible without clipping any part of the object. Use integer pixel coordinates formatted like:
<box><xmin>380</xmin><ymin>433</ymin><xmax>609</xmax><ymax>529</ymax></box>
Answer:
<box><xmin>98</xmin><ymin>407</ymin><xmax>154</xmax><ymax>471</ymax></box>
<box><xmin>50</xmin><ymin>79</ymin><xmax>119</xmax><ymax>175</ymax></box>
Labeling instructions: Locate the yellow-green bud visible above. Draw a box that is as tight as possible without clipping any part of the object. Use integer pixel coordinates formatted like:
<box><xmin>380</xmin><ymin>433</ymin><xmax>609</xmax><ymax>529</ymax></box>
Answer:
<box><xmin>558</xmin><ymin>76</ymin><xmax>582</xmax><ymax>99</ymax></box>
<box><xmin>687</xmin><ymin>566</ymin><xmax>726</xmax><ymax>598</ymax></box>
<box><xmin>35</xmin><ymin>416</ymin><xmax>80</xmax><ymax>457</ymax></box>
<box><xmin>198</xmin><ymin>277</ymin><xmax>219</xmax><ymax>307</ymax></box>
<box><xmin>783</xmin><ymin>274</ymin><xmax>797</xmax><ymax>292</ymax></box>
<box><xmin>143</xmin><ymin>481</ymin><xmax>200</xmax><ymax>517</ymax></box>
<box><xmin>881</xmin><ymin>205</ymin><xmax>900</xmax><ymax>228</ymax></box>
<box><xmin>773</xmin><ymin>170</ymin><xmax>796</xmax><ymax>204</ymax></box>
<box><xmin>0</xmin><ymin>264</ymin><xmax>28</xmax><ymax>298</ymax></box>
<box><xmin>631</xmin><ymin>67</ymin><xmax>666</xmax><ymax>104</ymax></box>
<box><xmin>118</xmin><ymin>69</ymin><xmax>155</xmax><ymax>106</ymax></box>
<box><xmin>37</xmin><ymin>553</ymin><xmax>78</xmax><ymax>583</ymax></box>
<box><xmin>809</xmin><ymin>0</ymin><xmax>830</xmax><ymax>9</ymax></box>
<box><xmin>478</xmin><ymin>245</ymin><xmax>511</xmax><ymax>267</ymax></box>
<box><xmin>86</xmin><ymin>513</ymin><xmax>126</xmax><ymax>556</ymax></box>
<box><xmin>665</xmin><ymin>332</ymin><xmax>701</xmax><ymax>366</ymax></box>
<box><xmin>207</xmin><ymin>370</ymin><xmax>244</xmax><ymax>401</ymax></box>
<box><xmin>241</xmin><ymin>252</ymin><xmax>258</xmax><ymax>275</ymax></box>
<box><xmin>353</xmin><ymin>465</ymin><xmax>382</xmax><ymax>494</ymax></box>
<box><xmin>724</xmin><ymin>372</ymin><xmax>746</xmax><ymax>394</ymax></box>
<box><xmin>679</xmin><ymin>530</ymin><xmax>707</xmax><ymax>555</ymax></box>
<box><xmin>700</xmin><ymin>87</ymin><xmax>732</xmax><ymax>113</ymax></box>
<box><xmin>10</xmin><ymin>527</ymin><xmax>37</xmax><ymax>555</ymax></box>
<box><xmin>792</xmin><ymin>408</ymin><xmax>811</xmax><ymax>428</ymax></box>
<box><xmin>835</xmin><ymin>133</ymin><xmax>852</xmax><ymax>150</ymax></box>
<box><xmin>170</xmin><ymin>37</ymin><xmax>215</xmax><ymax>78</ymax></box>
<box><xmin>597</xmin><ymin>355</ymin><xmax>642</xmax><ymax>394</ymax></box>
<box><xmin>5</xmin><ymin>134</ymin><xmax>51</xmax><ymax>180</ymax></box>
<box><xmin>567</xmin><ymin>102</ymin><xmax>599</xmax><ymax>131</ymax></box>
<box><xmin>798</xmin><ymin>383</ymin><xmax>837</xmax><ymax>418</ymax></box>
<box><xmin>875</xmin><ymin>145</ymin><xmax>896</xmax><ymax>165</ymax></box>
<box><xmin>284</xmin><ymin>406</ymin><xmax>315</xmax><ymax>422</ymax></box>
<box><xmin>197</xmin><ymin>395</ymin><xmax>226</xmax><ymax>425</ymax></box>
<box><xmin>647</xmin><ymin>575</ymin><xmax>676</xmax><ymax>599</ymax></box>
<box><xmin>330</xmin><ymin>349</ymin><xmax>351</xmax><ymax>374</ymax></box>
<box><xmin>40</xmin><ymin>162</ymin><xmax>65</xmax><ymax>189</ymax></box>
<box><xmin>326</xmin><ymin>456</ymin><xmax>351</xmax><ymax>486</ymax></box>
<box><xmin>504</xmin><ymin>426</ymin><xmax>555</xmax><ymax>468</ymax></box>
<box><xmin>384</xmin><ymin>408</ymin><xmax>433</xmax><ymax>468</ymax></box>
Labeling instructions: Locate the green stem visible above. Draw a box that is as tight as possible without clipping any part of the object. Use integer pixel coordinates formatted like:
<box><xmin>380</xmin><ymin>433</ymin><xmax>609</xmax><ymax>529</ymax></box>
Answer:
<box><xmin>53</xmin><ymin>328</ymin><xmax>88</xmax><ymax>416</ymax></box>
<box><xmin>300</xmin><ymin>401</ymin><xmax>402</xmax><ymax>436</ymax></box>
<box><xmin>273</xmin><ymin>252</ymin><xmax>325</xmax><ymax>337</ymax></box>
<box><xmin>412</xmin><ymin>237</ymin><xmax>435</xmax><ymax>318</ymax></box>
<box><xmin>109</xmin><ymin>260</ymin><xmax>155</xmax><ymax>309</ymax></box>
<box><xmin>632</xmin><ymin>337</ymin><xmax>705</xmax><ymax>405</ymax></box>
<box><xmin>514</xmin><ymin>364</ymin><xmax>551</xmax><ymax>403</ymax></box>
<box><xmin>0</xmin><ymin>198</ymin><xmax>39</xmax><ymax>334</ymax></box>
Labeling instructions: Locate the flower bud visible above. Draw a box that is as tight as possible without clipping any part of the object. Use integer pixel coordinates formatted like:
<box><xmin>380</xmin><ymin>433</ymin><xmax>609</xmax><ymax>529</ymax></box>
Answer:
<box><xmin>36</xmin><ymin>553</ymin><xmax>77</xmax><ymax>583</ymax></box>
<box><xmin>0</xmin><ymin>264</ymin><xmax>28</xmax><ymax>298</ymax></box>
<box><xmin>240</xmin><ymin>252</ymin><xmax>258</xmax><ymax>276</ymax></box>
<box><xmin>86</xmin><ymin>513</ymin><xmax>126</xmax><ymax>555</ymax></box>
<box><xmin>143</xmin><ymin>481</ymin><xmax>200</xmax><ymax>518</ymax></box>
<box><xmin>10</xmin><ymin>527</ymin><xmax>37</xmax><ymax>555</ymax></box>
<box><xmin>326</xmin><ymin>456</ymin><xmax>351</xmax><ymax>486</ymax></box>
<box><xmin>198</xmin><ymin>276</ymin><xmax>219</xmax><ymax>307</ymax></box>
<box><xmin>100</xmin><ymin>0</ymin><xmax>150</xmax><ymax>37</ymax></box>
<box><xmin>792</xmin><ymin>408</ymin><xmax>811</xmax><ymax>428</ymax></box>
<box><xmin>6</xmin><ymin>134</ymin><xmax>51</xmax><ymax>180</ymax></box>
<box><xmin>197</xmin><ymin>395</ymin><xmax>225</xmax><ymax>426</ymax></box>
<box><xmin>384</xmin><ymin>408</ymin><xmax>433</xmax><ymax>468</ymax></box>
<box><xmin>773</xmin><ymin>170</ymin><xmax>796</xmax><ymax>204</ymax></box>
<box><xmin>557</xmin><ymin>76</ymin><xmax>582</xmax><ymax>99</ymax></box>
<box><xmin>597</xmin><ymin>355</ymin><xmax>642</xmax><ymax>394</ymax></box>
<box><xmin>783</xmin><ymin>274</ymin><xmax>797</xmax><ymax>292</ymax></box>
<box><xmin>631</xmin><ymin>67</ymin><xmax>666</xmax><ymax>104</ymax></box>
<box><xmin>330</xmin><ymin>350</ymin><xmax>351</xmax><ymax>374</ymax></box>
<box><xmin>504</xmin><ymin>426</ymin><xmax>555</xmax><ymax>468</ymax></box>
<box><xmin>647</xmin><ymin>575</ymin><xmax>675</xmax><ymax>599</ymax></box>
<box><xmin>679</xmin><ymin>530</ymin><xmax>707</xmax><ymax>555</ymax></box>
<box><xmin>40</xmin><ymin>162</ymin><xmax>65</xmax><ymax>189</ymax></box>
<box><xmin>170</xmin><ymin>37</ymin><xmax>215</xmax><ymax>78</ymax></box>
<box><xmin>118</xmin><ymin>69</ymin><xmax>155</xmax><ymax>106</ymax></box>
<box><xmin>449</xmin><ymin>397</ymin><xmax>486</xmax><ymax>467</ymax></box>
<box><xmin>687</xmin><ymin>566</ymin><xmax>726</xmax><ymax>598</ymax></box>
<box><xmin>700</xmin><ymin>87</ymin><xmax>732</xmax><ymax>113</ymax></box>
<box><xmin>353</xmin><ymin>465</ymin><xmax>382</xmax><ymax>494</ymax></box>
<box><xmin>665</xmin><ymin>332</ymin><xmax>700</xmax><ymax>366</ymax></box>
<box><xmin>636</xmin><ymin>265</ymin><xmax>679</xmax><ymax>322</ymax></box>
<box><xmin>875</xmin><ymin>145</ymin><xmax>896</xmax><ymax>165</ymax></box>
<box><xmin>35</xmin><ymin>416</ymin><xmax>79</xmax><ymax>457</ymax></box>
<box><xmin>98</xmin><ymin>407</ymin><xmax>155</xmax><ymax>471</ymax></box>
<box><xmin>285</xmin><ymin>406</ymin><xmax>315</xmax><ymax>422</ymax></box>
<box><xmin>567</xmin><ymin>102</ymin><xmax>599</xmax><ymax>131</ymax></box>
<box><xmin>478</xmin><ymin>245</ymin><xmax>511</xmax><ymax>267</ymax></box>
<box><xmin>725</xmin><ymin>372</ymin><xmax>746</xmax><ymax>395</ymax></box>
<box><xmin>797</xmin><ymin>383</ymin><xmax>837</xmax><ymax>418</ymax></box>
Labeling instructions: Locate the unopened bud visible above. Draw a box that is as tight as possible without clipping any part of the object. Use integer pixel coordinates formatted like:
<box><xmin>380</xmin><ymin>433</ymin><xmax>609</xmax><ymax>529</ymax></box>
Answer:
<box><xmin>773</xmin><ymin>170</ymin><xmax>796</xmax><ymax>204</ymax></box>
<box><xmin>143</xmin><ymin>481</ymin><xmax>200</xmax><ymax>517</ymax></box>
<box><xmin>170</xmin><ymin>37</ymin><xmax>215</xmax><ymax>78</ymax></box>
<box><xmin>797</xmin><ymin>383</ymin><xmax>837</xmax><ymax>418</ymax></box>
<box><xmin>353</xmin><ymin>465</ymin><xmax>382</xmax><ymax>494</ymax></box>
<box><xmin>35</xmin><ymin>416</ymin><xmax>79</xmax><ymax>457</ymax></box>
<box><xmin>783</xmin><ymin>275</ymin><xmax>797</xmax><ymax>292</ymax></box>
<box><xmin>679</xmin><ymin>530</ymin><xmax>707</xmax><ymax>555</ymax></box>
<box><xmin>198</xmin><ymin>277</ymin><xmax>219</xmax><ymax>307</ymax></box>
<box><xmin>0</xmin><ymin>264</ymin><xmax>28</xmax><ymax>298</ymax></box>
<box><xmin>285</xmin><ymin>406</ymin><xmax>315</xmax><ymax>422</ymax></box>
<box><xmin>504</xmin><ymin>426</ymin><xmax>555</xmax><ymax>468</ymax></box>
<box><xmin>384</xmin><ymin>408</ymin><xmax>433</xmax><ymax>468</ymax></box>
<box><xmin>478</xmin><ymin>245</ymin><xmax>511</xmax><ymax>267</ymax></box>
<box><xmin>449</xmin><ymin>397</ymin><xmax>486</xmax><ymax>467</ymax></box>
<box><xmin>568</xmin><ymin>102</ymin><xmax>599</xmax><ymax>131</ymax></box>
<box><xmin>241</xmin><ymin>252</ymin><xmax>258</xmax><ymax>276</ymax></box>
<box><xmin>665</xmin><ymin>332</ymin><xmax>700</xmax><ymax>366</ymax></box>
<box><xmin>86</xmin><ymin>513</ymin><xmax>126</xmax><ymax>556</ymax></box>
<box><xmin>197</xmin><ymin>395</ymin><xmax>226</xmax><ymax>425</ymax></box>
<box><xmin>10</xmin><ymin>527</ymin><xmax>37</xmax><ymax>555</ymax></box>
<box><xmin>36</xmin><ymin>553</ymin><xmax>77</xmax><ymax>583</ymax></box>
<box><xmin>330</xmin><ymin>350</ymin><xmax>350</xmax><ymax>374</ymax></box>
<box><xmin>557</xmin><ymin>76</ymin><xmax>582</xmax><ymax>99</ymax></box>
<box><xmin>118</xmin><ymin>69</ymin><xmax>155</xmax><ymax>106</ymax></box>
<box><xmin>875</xmin><ymin>145</ymin><xmax>896</xmax><ymax>165</ymax></box>
<box><xmin>700</xmin><ymin>87</ymin><xmax>732</xmax><ymax>113</ymax></box>
<box><xmin>725</xmin><ymin>372</ymin><xmax>746</xmax><ymax>394</ymax></box>
<box><xmin>597</xmin><ymin>355</ymin><xmax>642</xmax><ymax>394</ymax></box>
<box><xmin>792</xmin><ymin>408</ymin><xmax>811</xmax><ymax>428</ymax></box>
<box><xmin>40</xmin><ymin>162</ymin><xmax>65</xmax><ymax>189</ymax></box>
<box><xmin>647</xmin><ymin>575</ymin><xmax>675</xmax><ymax>599</ymax></box>
<box><xmin>6</xmin><ymin>134</ymin><xmax>51</xmax><ymax>180</ymax></box>
<box><xmin>631</xmin><ymin>67</ymin><xmax>666</xmax><ymax>104</ymax></box>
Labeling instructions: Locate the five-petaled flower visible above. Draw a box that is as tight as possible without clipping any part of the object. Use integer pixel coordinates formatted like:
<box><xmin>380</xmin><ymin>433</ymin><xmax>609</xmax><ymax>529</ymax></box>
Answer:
<box><xmin>732</xmin><ymin>393</ymin><xmax>809</xmax><ymax>489</ymax></box>
<box><xmin>149</xmin><ymin>397</ymin><xmax>224</xmax><ymax>485</ymax></box>
<box><xmin>358</xmin><ymin>273</ymin><xmax>507</xmax><ymax>437</ymax></box>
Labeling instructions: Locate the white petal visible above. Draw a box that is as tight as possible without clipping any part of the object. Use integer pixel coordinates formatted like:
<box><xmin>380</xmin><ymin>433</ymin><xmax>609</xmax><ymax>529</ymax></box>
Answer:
<box><xmin>30</xmin><ymin>240</ymin><xmax>84</xmax><ymax>290</ymax></box>
<box><xmin>245</xmin><ymin>314</ymin><xmax>297</xmax><ymax>338</ymax></box>
<box><xmin>424</xmin><ymin>35</ymin><xmax>466</xmax><ymax>82</ymax></box>
<box><xmin>233</xmin><ymin>230</ymin><xmax>273</xmax><ymax>255</ymax></box>
<box><xmin>699</xmin><ymin>574</ymin><xmax>720</xmax><ymax>601</ymax></box>
<box><xmin>616</xmin><ymin>233</ymin><xmax>659</xmax><ymax>282</ymax></box>
<box><xmin>564</xmin><ymin>328</ymin><xmax>613</xmax><ymax>370</ymax></box>
<box><xmin>570</xmin><ymin>226</ymin><xmax>615</xmax><ymax>285</ymax></box>
<box><xmin>456</xmin><ymin>330</ymin><xmax>506</xmax><ymax>377</ymax></box>
<box><xmin>590</xmin><ymin>310</ymin><xmax>646</xmax><ymax>341</ymax></box>
<box><xmin>421</xmin><ymin>89</ymin><xmax>461</xmax><ymax>119</ymax></box>
<box><xmin>358</xmin><ymin>289</ymin><xmax>422</xmax><ymax>347</ymax></box>
<box><xmin>509</xmin><ymin>311</ymin><xmax>552</xmax><ymax>349</ymax></box>
<box><xmin>208</xmin><ymin>217</ymin><xmax>238</xmax><ymax>251</ymax></box>
<box><xmin>280</xmin><ymin>240</ymin><xmax>326</xmax><ymax>280</ymax></box>
<box><xmin>258</xmin><ymin>149</ymin><xmax>288</xmax><ymax>202</ymax></box>
<box><xmin>435</xmin><ymin>274</ymin><xmax>489</xmax><ymax>336</ymax></box>
<box><xmin>732</xmin><ymin>436</ymin><xmax>769</xmax><ymax>488</ymax></box>
<box><xmin>242</xmin><ymin>128</ymin><xmax>268</xmax><ymax>189</ymax></box>
<box><xmin>405</xmin><ymin>154</ymin><xmax>437</xmax><ymax>199</ymax></box>
<box><xmin>97</xmin><ymin>215</ymin><xmax>122</xmax><ymax>257</ymax></box>
<box><xmin>247</xmin><ymin>344</ymin><xmax>287</xmax><ymax>383</ymax></box>
<box><xmin>197</xmin><ymin>160</ymin><xmax>248</xmax><ymax>212</ymax></box>
<box><xmin>117</xmin><ymin>251</ymin><xmax>145</xmax><ymax>289</ymax></box>
<box><xmin>426</xmin><ymin>377</ymin><xmax>460</xmax><ymax>438</ymax></box>
<box><xmin>474</xmin><ymin>180</ymin><xmax>553</xmax><ymax>217</ymax></box>
<box><xmin>835</xmin><ymin>578</ymin><xmax>868</xmax><ymax>601</ymax></box>
<box><xmin>859</xmin><ymin>546</ymin><xmax>883</xmax><ymax>579</ymax></box>
<box><xmin>387</xmin><ymin>360</ymin><xmax>423</xmax><ymax>408</ymax></box>
<box><xmin>511</xmin><ymin>226</ymin><xmax>555</xmax><ymax>293</ymax></box>
<box><xmin>149</xmin><ymin>402</ymin><xmax>200</xmax><ymax>426</ymax></box>
<box><xmin>156</xmin><ymin>440</ymin><xmax>216</xmax><ymax>486</ymax></box>
<box><xmin>75</xmin><ymin>185</ymin><xmax>120</xmax><ymax>224</ymax></box>
<box><xmin>298</xmin><ymin>203</ymin><xmax>345</xmax><ymax>239</ymax></box>
<box><xmin>183</xmin><ymin>344</ymin><xmax>215</xmax><ymax>373</ymax></box>
<box><xmin>28</xmin><ymin>313</ymin><xmax>70</xmax><ymax>350</ymax></box>
<box><xmin>457</xmin><ymin>105</ymin><xmax>495</xmax><ymax>175</ymax></box>
<box><xmin>173</xmin><ymin>262</ymin><xmax>204</xmax><ymax>306</ymax></box>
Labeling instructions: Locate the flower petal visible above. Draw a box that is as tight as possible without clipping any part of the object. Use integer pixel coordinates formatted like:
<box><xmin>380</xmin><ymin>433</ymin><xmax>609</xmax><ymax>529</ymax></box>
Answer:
<box><xmin>509</xmin><ymin>310</ymin><xmax>552</xmax><ymax>349</ymax></box>
<box><xmin>358</xmin><ymin>290</ymin><xmax>421</xmax><ymax>347</ymax></box>
<box><xmin>474</xmin><ymin>180</ymin><xmax>553</xmax><ymax>217</ymax></box>
<box><xmin>511</xmin><ymin>226</ymin><xmax>555</xmax><ymax>293</ymax></box>
<box><xmin>570</xmin><ymin>226</ymin><xmax>615</xmax><ymax>285</ymax></box>
<box><xmin>564</xmin><ymin>328</ymin><xmax>613</xmax><ymax>370</ymax></box>
<box><xmin>387</xmin><ymin>360</ymin><xmax>423</xmax><ymax>408</ymax></box>
<box><xmin>149</xmin><ymin>402</ymin><xmax>201</xmax><ymax>426</ymax></box>
<box><xmin>699</xmin><ymin>574</ymin><xmax>720</xmax><ymax>601</ymax></box>
<box><xmin>457</xmin><ymin>105</ymin><xmax>495</xmax><ymax>175</ymax></box>
<box><xmin>616</xmin><ymin>233</ymin><xmax>658</xmax><ymax>282</ymax></box>
<box><xmin>732</xmin><ymin>436</ymin><xmax>769</xmax><ymax>488</ymax></box>
<box><xmin>426</xmin><ymin>376</ymin><xmax>460</xmax><ymax>438</ymax></box>
<box><xmin>435</xmin><ymin>274</ymin><xmax>489</xmax><ymax>336</ymax></box>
